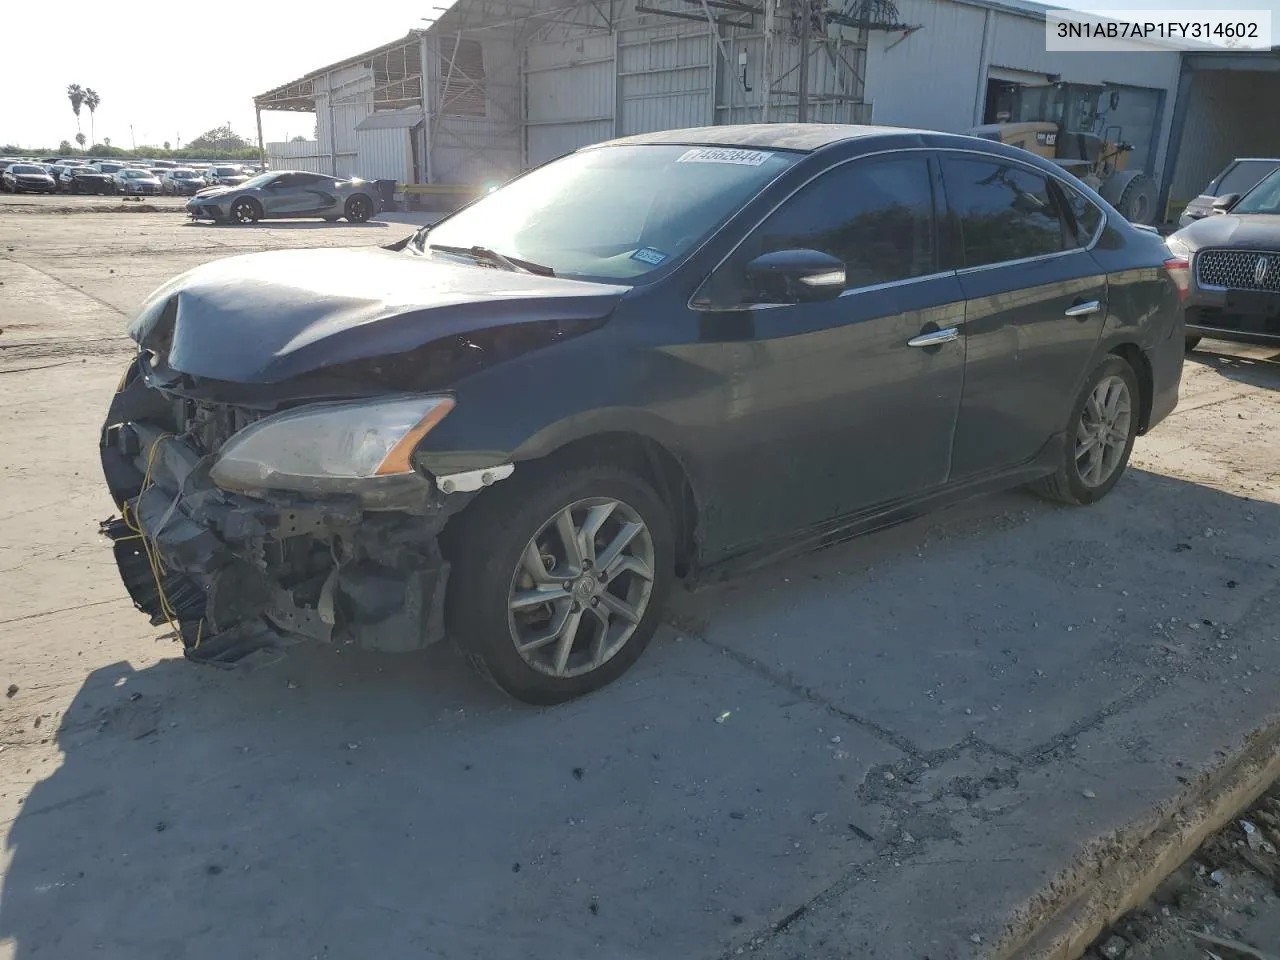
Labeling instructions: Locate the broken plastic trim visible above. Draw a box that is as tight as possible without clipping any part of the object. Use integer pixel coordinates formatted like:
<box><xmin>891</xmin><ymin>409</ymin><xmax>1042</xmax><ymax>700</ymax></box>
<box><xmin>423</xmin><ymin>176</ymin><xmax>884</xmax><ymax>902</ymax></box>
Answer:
<box><xmin>434</xmin><ymin>463</ymin><xmax>515</xmax><ymax>494</ymax></box>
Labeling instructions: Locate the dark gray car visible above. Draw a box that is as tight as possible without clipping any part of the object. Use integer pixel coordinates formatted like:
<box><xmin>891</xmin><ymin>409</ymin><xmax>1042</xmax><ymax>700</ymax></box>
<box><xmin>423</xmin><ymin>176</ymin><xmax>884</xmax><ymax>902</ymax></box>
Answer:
<box><xmin>186</xmin><ymin>170</ymin><xmax>378</xmax><ymax>224</ymax></box>
<box><xmin>1169</xmin><ymin>166</ymin><xmax>1280</xmax><ymax>348</ymax></box>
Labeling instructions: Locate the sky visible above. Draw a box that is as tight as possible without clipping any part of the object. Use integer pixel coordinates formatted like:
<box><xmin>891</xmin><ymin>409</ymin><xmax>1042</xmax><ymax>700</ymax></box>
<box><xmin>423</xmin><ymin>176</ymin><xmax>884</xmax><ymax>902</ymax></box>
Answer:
<box><xmin>1</xmin><ymin>0</ymin><xmax>1277</xmax><ymax>151</ymax></box>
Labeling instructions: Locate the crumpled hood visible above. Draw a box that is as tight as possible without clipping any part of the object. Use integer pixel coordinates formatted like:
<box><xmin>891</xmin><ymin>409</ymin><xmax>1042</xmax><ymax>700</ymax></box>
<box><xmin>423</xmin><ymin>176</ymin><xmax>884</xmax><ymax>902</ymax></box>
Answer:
<box><xmin>129</xmin><ymin>246</ymin><xmax>628</xmax><ymax>384</ymax></box>
<box><xmin>1177</xmin><ymin>214</ymin><xmax>1280</xmax><ymax>250</ymax></box>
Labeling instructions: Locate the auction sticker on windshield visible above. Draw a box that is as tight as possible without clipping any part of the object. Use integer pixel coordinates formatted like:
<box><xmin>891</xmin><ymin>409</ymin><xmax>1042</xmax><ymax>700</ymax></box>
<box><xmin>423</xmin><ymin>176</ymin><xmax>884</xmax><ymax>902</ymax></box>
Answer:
<box><xmin>676</xmin><ymin>147</ymin><xmax>773</xmax><ymax>166</ymax></box>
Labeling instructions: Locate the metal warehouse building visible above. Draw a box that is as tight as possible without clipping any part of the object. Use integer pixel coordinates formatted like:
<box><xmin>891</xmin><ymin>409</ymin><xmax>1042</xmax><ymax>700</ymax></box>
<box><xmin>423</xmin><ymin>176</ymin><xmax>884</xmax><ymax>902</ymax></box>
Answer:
<box><xmin>252</xmin><ymin>0</ymin><xmax>1275</xmax><ymax>219</ymax></box>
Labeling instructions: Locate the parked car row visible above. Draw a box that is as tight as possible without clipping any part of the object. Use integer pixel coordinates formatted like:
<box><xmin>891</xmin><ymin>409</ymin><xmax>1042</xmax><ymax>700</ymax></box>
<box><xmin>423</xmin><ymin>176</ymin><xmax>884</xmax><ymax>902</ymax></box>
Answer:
<box><xmin>0</xmin><ymin>157</ymin><xmax>264</xmax><ymax>196</ymax></box>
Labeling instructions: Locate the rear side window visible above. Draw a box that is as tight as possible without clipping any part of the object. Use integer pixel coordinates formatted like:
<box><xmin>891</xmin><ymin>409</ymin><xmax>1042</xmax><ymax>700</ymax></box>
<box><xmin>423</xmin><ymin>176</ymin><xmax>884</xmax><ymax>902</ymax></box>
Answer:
<box><xmin>1215</xmin><ymin>160</ymin><xmax>1279</xmax><ymax>198</ymax></box>
<box><xmin>1058</xmin><ymin>182</ymin><xmax>1104</xmax><ymax>246</ymax></box>
<box><xmin>942</xmin><ymin>156</ymin><xmax>1073</xmax><ymax>267</ymax></box>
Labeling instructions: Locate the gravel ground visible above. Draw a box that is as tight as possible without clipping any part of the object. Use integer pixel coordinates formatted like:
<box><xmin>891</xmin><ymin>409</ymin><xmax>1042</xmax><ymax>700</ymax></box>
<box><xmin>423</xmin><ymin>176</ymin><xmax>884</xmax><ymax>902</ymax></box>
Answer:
<box><xmin>1089</xmin><ymin>782</ymin><xmax>1280</xmax><ymax>960</ymax></box>
<box><xmin>1</xmin><ymin>211</ymin><xmax>1278</xmax><ymax>960</ymax></box>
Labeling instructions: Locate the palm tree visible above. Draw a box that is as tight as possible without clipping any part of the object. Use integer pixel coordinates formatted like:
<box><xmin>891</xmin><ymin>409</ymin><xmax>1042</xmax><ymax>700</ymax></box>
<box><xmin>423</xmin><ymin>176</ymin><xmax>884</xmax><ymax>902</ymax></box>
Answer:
<box><xmin>75</xmin><ymin>132</ymin><xmax>86</xmax><ymax>150</ymax></box>
<box><xmin>67</xmin><ymin>84</ymin><xmax>85</xmax><ymax>134</ymax></box>
<box><xmin>84</xmin><ymin>88</ymin><xmax>101</xmax><ymax>147</ymax></box>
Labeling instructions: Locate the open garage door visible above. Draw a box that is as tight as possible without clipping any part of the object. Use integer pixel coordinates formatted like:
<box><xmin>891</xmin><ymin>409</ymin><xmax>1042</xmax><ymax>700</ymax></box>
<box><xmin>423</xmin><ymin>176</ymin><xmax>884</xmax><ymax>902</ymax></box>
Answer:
<box><xmin>1162</xmin><ymin>50</ymin><xmax>1280</xmax><ymax>221</ymax></box>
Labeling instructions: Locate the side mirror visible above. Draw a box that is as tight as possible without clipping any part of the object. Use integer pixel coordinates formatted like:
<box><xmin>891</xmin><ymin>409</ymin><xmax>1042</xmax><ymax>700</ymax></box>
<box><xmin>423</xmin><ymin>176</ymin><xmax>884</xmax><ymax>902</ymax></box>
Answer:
<box><xmin>744</xmin><ymin>249</ymin><xmax>846</xmax><ymax>304</ymax></box>
<box><xmin>1109</xmin><ymin>90</ymin><xmax>1121</xmax><ymax>111</ymax></box>
<box><xmin>1212</xmin><ymin>193</ymin><xmax>1241</xmax><ymax>213</ymax></box>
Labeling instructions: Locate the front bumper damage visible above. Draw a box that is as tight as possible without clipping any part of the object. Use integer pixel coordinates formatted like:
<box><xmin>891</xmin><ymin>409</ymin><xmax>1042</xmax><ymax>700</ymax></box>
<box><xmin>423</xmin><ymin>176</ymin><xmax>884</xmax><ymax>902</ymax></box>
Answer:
<box><xmin>99</xmin><ymin>370</ymin><xmax>473</xmax><ymax>666</ymax></box>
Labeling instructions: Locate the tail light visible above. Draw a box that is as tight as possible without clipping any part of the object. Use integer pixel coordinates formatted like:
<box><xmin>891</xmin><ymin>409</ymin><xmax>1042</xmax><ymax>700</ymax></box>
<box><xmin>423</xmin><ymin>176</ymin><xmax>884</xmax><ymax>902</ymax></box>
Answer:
<box><xmin>1164</xmin><ymin>257</ymin><xmax>1190</xmax><ymax>302</ymax></box>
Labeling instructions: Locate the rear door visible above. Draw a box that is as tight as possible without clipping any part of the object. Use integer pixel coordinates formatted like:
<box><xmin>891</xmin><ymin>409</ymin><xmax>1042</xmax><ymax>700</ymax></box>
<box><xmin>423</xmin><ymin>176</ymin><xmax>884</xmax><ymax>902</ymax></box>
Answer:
<box><xmin>941</xmin><ymin>152</ymin><xmax>1109</xmax><ymax>479</ymax></box>
<box><xmin>690</xmin><ymin>152</ymin><xmax>967</xmax><ymax>553</ymax></box>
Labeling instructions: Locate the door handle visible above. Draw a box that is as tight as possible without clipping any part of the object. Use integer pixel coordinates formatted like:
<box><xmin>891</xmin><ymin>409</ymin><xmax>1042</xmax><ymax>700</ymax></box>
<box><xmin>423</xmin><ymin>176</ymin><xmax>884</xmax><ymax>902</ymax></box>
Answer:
<box><xmin>907</xmin><ymin>327</ymin><xmax>960</xmax><ymax>348</ymax></box>
<box><xmin>1064</xmin><ymin>300</ymin><xmax>1103</xmax><ymax>318</ymax></box>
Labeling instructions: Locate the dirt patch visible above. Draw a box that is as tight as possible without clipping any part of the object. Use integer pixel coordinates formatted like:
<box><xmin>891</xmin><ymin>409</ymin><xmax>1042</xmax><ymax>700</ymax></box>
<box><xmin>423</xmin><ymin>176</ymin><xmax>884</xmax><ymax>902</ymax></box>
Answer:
<box><xmin>1086</xmin><ymin>781</ymin><xmax>1280</xmax><ymax>960</ymax></box>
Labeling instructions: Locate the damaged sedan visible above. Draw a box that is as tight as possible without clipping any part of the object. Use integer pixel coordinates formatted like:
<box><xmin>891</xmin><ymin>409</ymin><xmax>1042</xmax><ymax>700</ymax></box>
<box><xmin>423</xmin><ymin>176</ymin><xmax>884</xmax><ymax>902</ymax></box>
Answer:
<box><xmin>101</xmin><ymin>124</ymin><xmax>1186</xmax><ymax>704</ymax></box>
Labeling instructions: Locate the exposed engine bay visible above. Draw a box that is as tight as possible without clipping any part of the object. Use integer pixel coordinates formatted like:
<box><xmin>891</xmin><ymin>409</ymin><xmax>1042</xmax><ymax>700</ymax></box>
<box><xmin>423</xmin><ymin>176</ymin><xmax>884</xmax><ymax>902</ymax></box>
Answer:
<box><xmin>99</xmin><ymin>361</ymin><xmax>478</xmax><ymax>666</ymax></box>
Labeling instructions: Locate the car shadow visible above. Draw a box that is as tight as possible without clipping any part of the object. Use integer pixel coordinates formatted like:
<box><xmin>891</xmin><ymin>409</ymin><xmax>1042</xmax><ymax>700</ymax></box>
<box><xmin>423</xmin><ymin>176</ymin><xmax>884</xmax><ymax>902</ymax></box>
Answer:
<box><xmin>183</xmin><ymin>219</ymin><xmax>391</xmax><ymax>230</ymax></box>
<box><xmin>2</xmin><ymin>469</ymin><xmax>1278</xmax><ymax>959</ymax></box>
<box><xmin>1187</xmin><ymin>339</ymin><xmax>1280</xmax><ymax>390</ymax></box>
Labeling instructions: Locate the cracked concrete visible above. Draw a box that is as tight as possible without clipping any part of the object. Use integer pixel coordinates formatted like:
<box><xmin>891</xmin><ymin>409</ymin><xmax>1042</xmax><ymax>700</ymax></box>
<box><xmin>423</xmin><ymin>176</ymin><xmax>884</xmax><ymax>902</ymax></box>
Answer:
<box><xmin>0</xmin><ymin>212</ymin><xmax>1278</xmax><ymax>960</ymax></box>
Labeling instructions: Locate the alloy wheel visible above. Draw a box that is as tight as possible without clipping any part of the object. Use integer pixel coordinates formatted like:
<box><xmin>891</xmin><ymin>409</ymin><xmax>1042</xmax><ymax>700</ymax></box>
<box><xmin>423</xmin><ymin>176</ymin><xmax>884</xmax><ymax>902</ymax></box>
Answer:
<box><xmin>232</xmin><ymin>200</ymin><xmax>256</xmax><ymax>223</ymax></box>
<box><xmin>1075</xmin><ymin>375</ymin><xmax>1132</xmax><ymax>488</ymax></box>
<box><xmin>507</xmin><ymin>497</ymin><xmax>656</xmax><ymax>679</ymax></box>
<box><xmin>348</xmin><ymin>197</ymin><xmax>371</xmax><ymax>221</ymax></box>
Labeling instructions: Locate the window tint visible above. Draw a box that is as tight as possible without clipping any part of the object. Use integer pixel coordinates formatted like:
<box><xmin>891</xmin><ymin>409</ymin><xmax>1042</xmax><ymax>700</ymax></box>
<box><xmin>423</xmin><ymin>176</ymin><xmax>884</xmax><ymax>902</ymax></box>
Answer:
<box><xmin>703</xmin><ymin>156</ymin><xmax>935</xmax><ymax>306</ymax></box>
<box><xmin>1059</xmin><ymin>182</ymin><xmax>1103</xmax><ymax>246</ymax></box>
<box><xmin>1216</xmin><ymin>160</ymin><xmax>1279</xmax><ymax>198</ymax></box>
<box><xmin>943</xmin><ymin>157</ymin><xmax>1071</xmax><ymax>267</ymax></box>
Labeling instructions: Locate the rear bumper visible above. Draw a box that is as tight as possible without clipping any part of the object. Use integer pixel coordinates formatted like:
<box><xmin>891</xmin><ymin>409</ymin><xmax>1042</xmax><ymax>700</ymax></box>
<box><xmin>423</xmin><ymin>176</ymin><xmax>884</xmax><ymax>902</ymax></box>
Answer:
<box><xmin>1144</xmin><ymin>306</ymin><xmax>1186</xmax><ymax>432</ymax></box>
<box><xmin>99</xmin><ymin>370</ymin><xmax>460</xmax><ymax>665</ymax></box>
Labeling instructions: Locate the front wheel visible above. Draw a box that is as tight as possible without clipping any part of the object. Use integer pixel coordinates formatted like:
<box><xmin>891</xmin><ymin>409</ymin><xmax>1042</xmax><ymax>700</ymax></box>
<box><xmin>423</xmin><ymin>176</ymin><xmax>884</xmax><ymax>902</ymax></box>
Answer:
<box><xmin>1031</xmin><ymin>355</ymin><xmax>1140</xmax><ymax>506</ymax></box>
<box><xmin>446</xmin><ymin>462</ymin><xmax>674</xmax><ymax>705</ymax></box>
<box><xmin>344</xmin><ymin>194</ymin><xmax>373</xmax><ymax>223</ymax></box>
<box><xmin>230</xmin><ymin>197</ymin><xmax>261</xmax><ymax>224</ymax></box>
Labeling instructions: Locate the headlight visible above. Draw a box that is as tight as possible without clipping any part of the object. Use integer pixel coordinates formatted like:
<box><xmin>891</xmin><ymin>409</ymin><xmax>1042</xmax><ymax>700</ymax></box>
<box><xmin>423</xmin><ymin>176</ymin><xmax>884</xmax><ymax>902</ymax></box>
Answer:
<box><xmin>209</xmin><ymin>396</ymin><xmax>455</xmax><ymax>496</ymax></box>
<box><xmin>1165</xmin><ymin>235</ymin><xmax>1192</xmax><ymax>262</ymax></box>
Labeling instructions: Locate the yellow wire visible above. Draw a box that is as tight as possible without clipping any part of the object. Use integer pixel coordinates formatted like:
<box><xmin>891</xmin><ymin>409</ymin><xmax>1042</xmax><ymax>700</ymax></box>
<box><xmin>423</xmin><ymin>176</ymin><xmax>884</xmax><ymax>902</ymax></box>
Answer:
<box><xmin>121</xmin><ymin>433</ymin><xmax>206</xmax><ymax>648</ymax></box>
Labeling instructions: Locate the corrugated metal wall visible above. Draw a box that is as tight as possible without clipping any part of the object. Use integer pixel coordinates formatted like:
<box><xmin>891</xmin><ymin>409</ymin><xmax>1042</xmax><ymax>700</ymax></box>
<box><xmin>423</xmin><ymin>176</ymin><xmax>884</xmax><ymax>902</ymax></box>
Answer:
<box><xmin>427</xmin><ymin>30</ymin><xmax>523</xmax><ymax>184</ymax></box>
<box><xmin>1169</xmin><ymin>69</ymin><xmax>1280</xmax><ymax>203</ymax></box>
<box><xmin>525</xmin><ymin>34</ymin><xmax>616</xmax><ymax>166</ymax></box>
<box><xmin>617</xmin><ymin>25</ymin><xmax>714</xmax><ymax>135</ymax></box>
<box><xmin>266</xmin><ymin>140</ymin><xmax>329</xmax><ymax>175</ymax></box>
<box><xmin>355</xmin><ymin>128</ymin><xmax>412</xmax><ymax>182</ymax></box>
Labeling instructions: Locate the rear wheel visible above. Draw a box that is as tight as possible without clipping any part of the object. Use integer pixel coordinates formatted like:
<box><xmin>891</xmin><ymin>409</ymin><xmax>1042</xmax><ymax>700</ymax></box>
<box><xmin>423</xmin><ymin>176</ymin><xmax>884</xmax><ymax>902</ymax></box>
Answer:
<box><xmin>446</xmin><ymin>462</ymin><xmax>674</xmax><ymax>705</ymax></box>
<box><xmin>230</xmin><ymin>197</ymin><xmax>261</xmax><ymax>224</ymax></box>
<box><xmin>344</xmin><ymin>194</ymin><xmax>373</xmax><ymax>223</ymax></box>
<box><xmin>1185</xmin><ymin>335</ymin><xmax>1202</xmax><ymax>352</ymax></box>
<box><xmin>1031</xmin><ymin>355</ymin><xmax>1140</xmax><ymax>506</ymax></box>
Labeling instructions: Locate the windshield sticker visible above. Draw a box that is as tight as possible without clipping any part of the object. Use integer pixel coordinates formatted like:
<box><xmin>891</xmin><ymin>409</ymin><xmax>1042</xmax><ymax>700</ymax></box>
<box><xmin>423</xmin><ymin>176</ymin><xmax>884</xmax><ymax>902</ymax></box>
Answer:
<box><xmin>631</xmin><ymin>247</ymin><xmax>669</xmax><ymax>266</ymax></box>
<box><xmin>676</xmin><ymin>147</ymin><xmax>772</xmax><ymax>166</ymax></box>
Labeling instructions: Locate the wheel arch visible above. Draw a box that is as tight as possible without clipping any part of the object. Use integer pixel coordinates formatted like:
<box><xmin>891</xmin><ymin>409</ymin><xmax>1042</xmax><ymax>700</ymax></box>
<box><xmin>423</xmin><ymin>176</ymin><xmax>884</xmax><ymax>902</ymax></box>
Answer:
<box><xmin>520</xmin><ymin>430</ymin><xmax>701</xmax><ymax>577</ymax></box>
<box><xmin>1108</xmin><ymin>341</ymin><xmax>1153</xmax><ymax>433</ymax></box>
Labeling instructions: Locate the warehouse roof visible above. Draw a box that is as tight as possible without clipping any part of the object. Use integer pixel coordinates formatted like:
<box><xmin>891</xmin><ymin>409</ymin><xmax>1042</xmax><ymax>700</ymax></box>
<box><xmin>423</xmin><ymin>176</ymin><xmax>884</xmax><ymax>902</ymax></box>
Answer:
<box><xmin>254</xmin><ymin>30</ymin><xmax>428</xmax><ymax>112</ymax></box>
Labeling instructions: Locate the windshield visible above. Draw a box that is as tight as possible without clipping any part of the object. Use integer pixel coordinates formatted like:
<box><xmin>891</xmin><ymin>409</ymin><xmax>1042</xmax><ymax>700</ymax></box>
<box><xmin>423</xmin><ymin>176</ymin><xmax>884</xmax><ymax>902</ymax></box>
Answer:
<box><xmin>214</xmin><ymin>167</ymin><xmax>241</xmax><ymax>176</ymax></box>
<box><xmin>98</xmin><ymin>163</ymin><xmax>123</xmax><ymax>172</ymax></box>
<box><xmin>1233</xmin><ymin>169</ymin><xmax>1280</xmax><ymax>215</ymax></box>
<box><xmin>1217</xmin><ymin>160</ymin><xmax>1279</xmax><ymax>199</ymax></box>
<box><xmin>10</xmin><ymin>165</ymin><xmax>43</xmax><ymax>174</ymax></box>
<box><xmin>422</xmin><ymin>144</ymin><xmax>801</xmax><ymax>281</ymax></box>
<box><xmin>170</xmin><ymin>169</ymin><xmax>197</xmax><ymax>178</ymax></box>
<box><xmin>240</xmin><ymin>173</ymin><xmax>276</xmax><ymax>189</ymax></box>
<box><xmin>122</xmin><ymin>170</ymin><xmax>146</xmax><ymax>178</ymax></box>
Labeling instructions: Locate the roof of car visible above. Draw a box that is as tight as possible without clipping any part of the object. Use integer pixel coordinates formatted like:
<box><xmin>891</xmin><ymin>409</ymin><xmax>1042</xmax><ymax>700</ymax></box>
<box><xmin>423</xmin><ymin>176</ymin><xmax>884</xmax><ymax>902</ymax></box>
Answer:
<box><xmin>599</xmin><ymin>123</ymin><xmax>935</xmax><ymax>152</ymax></box>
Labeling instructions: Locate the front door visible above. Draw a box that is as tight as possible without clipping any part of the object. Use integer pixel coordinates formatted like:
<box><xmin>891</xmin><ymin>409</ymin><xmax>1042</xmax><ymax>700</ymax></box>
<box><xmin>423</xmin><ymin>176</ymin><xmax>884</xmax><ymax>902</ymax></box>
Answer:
<box><xmin>690</xmin><ymin>153</ymin><xmax>967</xmax><ymax>558</ymax></box>
<box><xmin>939</xmin><ymin>152</ymin><xmax>1110</xmax><ymax>478</ymax></box>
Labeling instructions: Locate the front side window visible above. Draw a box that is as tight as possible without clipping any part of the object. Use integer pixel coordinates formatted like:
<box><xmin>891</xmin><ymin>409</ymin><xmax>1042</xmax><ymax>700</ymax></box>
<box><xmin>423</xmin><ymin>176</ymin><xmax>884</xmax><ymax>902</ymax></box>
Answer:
<box><xmin>942</xmin><ymin>157</ymin><xmax>1072</xmax><ymax>267</ymax></box>
<box><xmin>421</xmin><ymin>144</ymin><xmax>801</xmax><ymax>282</ymax></box>
<box><xmin>698</xmin><ymin>155</ymin><xmax>937</xmax><ymax>308</ymax></box>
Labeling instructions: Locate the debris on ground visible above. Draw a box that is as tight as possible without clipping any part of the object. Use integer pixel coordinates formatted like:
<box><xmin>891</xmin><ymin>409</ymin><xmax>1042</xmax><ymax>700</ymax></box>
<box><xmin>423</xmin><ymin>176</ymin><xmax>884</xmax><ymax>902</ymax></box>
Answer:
<box><xmin>1087</xmin><ymin>780</ymin><xmax>1280</xmax><ymax>959</ymax></box>
<box><xmin>6</xmin><ymin>684</ymin><xmax>17</xmax><ymax>698</ymax></box>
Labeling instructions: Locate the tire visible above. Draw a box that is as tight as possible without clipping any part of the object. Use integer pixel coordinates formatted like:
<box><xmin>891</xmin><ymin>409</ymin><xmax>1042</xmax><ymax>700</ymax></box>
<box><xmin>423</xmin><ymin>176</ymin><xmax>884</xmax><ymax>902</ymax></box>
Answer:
<box><xmin>230</xmin><ymin>197</ymin><xmax>261</xmax><ymax>224</ymax></box>
<box><xmin>344</xmin><ymin>194</ymin><xmax>373</xmax><ymax>223</ymax></box>
<box><xmin>1185</xmin><ymin>335</ymin><xmax>1202</xmax><ymax>352</ymax></box>
<box><xmin>1031</xmin><ymin>354</ymin><xmax>1140</xmax><ymax>506</ymax></box>
<box><xmin>446</xmin><ymin>461</ymin><xmax>674</xmax><ymax>705</ymax></box>
<box><xmin>1114</xmin><ymin>175</ymin><xmax>1157</xmax><ymax>225</ymax></box>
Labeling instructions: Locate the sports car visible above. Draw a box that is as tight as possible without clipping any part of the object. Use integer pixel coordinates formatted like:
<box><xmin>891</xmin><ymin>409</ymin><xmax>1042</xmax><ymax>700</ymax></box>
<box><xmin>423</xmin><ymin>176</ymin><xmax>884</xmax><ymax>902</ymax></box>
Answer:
<box><xmin>186</xmin><ymin>170</ymin><xmax>378</xmax><ymax>224</ymax></box>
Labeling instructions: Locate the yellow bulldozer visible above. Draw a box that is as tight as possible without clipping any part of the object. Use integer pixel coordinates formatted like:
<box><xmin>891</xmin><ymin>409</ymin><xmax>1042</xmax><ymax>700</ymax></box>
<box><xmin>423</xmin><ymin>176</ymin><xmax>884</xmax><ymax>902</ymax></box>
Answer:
<box><xmin>967</xmin><ymin>82</ymin><xmax>1157</xmax><ymax>225</ymax></box>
